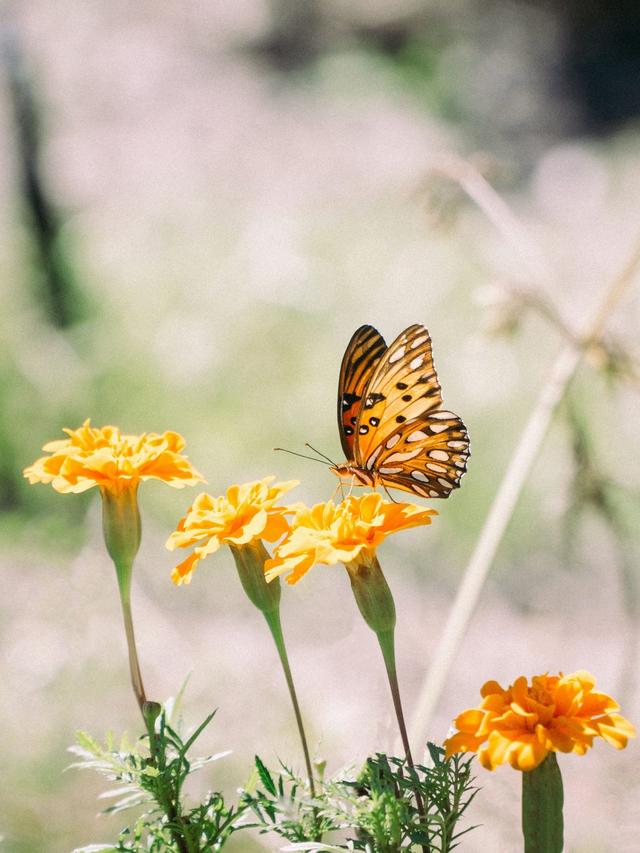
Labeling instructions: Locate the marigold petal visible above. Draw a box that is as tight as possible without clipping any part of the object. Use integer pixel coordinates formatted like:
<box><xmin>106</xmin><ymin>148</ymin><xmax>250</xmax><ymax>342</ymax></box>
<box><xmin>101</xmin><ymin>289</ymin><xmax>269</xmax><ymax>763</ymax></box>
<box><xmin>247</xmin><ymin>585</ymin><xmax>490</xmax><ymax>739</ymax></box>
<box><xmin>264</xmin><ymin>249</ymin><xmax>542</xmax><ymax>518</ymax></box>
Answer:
<box><xmin>444</xmin><ymin>731</ymin><xmax>486</xmax><ymax>758</ymax></box>
<box><xmin>508</xmin><ymin>736</ymin><xmax>549</xmax><ymax>771</ymax></box>
<box><xmin>594</xmin><ymin>714</ymin><xmax>637</xmax><ymax>749</ymax></box>
<box><xmin>265</xmin><ymin>493</ymin><xmax>436</xmax><ymax>581</ymax></box>
<box><xmin>25</xmin><ymin>422</ymin><xmax>204</xmax><ymax>495</ymax></box>
<box><xmin>171</xmin><ymin>552</ymin><xmax>201</xmax><ymax>585</ymax></box>
<box><xmin>453</xmin><ymin>708</ymin><xmax>486</xmax><ymax>734</ymax></box>
<box><xmin>168</xmin><ymin>477</ymin><xmax>297</xmax><ymax>581</ymax></box>
<box><xmin>261</xmin><ymin>512</ymin><xmax>292</xmax><ymax>542</ymax></box>
<box><xmin>447</xmin><ymin>669</ymin><xmax>635</xmax><ymax>773</ymax></box>
<box><xmin>264</xmin><ymin>552</ymin><xmax>316</xmax><ymax>585</ymax></box>
<box><xmin>480</xmin><ymin>680</ymin><xmax>507</xmax><ymax>698</ymax></box>
<box><xmin>478</xmin><ymin>731</ymin><xmax>511</xmax><ymax>771</ymax></box>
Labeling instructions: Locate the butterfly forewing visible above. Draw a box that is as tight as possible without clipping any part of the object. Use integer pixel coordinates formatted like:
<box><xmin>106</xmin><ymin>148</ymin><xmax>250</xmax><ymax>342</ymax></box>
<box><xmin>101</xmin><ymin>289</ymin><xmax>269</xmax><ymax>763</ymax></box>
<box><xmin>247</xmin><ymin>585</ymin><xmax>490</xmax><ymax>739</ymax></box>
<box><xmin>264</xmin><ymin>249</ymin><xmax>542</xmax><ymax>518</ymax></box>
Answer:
<box><xmin>353</xmin><ymin>324</ymin><xmax>443</xmax><ymax>465</ymax></box>
<box><xmin>337</xmin><ymin>325</ymin><xmax>387</xmax><ymax>458</ymax></box>
<box><xmin>370</xmin><ymin>412</ymin><xmax>470</xmax><ymax>498</ymax></box>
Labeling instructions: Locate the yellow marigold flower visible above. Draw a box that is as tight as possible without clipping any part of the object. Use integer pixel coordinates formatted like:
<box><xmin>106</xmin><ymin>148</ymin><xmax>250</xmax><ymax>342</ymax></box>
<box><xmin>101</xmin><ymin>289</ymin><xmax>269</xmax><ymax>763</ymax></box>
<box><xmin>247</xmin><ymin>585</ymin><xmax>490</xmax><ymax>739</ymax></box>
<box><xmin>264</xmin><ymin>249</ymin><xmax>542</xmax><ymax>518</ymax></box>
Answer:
<box><xmin>167</xmin><ymin>477</ymin><xmax>298</xmax><ymax>585</ymax></box>
<box><xmin>24</xmin><ymin>420</ymin><xmax>204</xmax><ymax>715</ymax></box>
<box><xmin>445</xmin><ymin>670</ymin><xmax>636</xmax><ymax>772</ymax></box>
<box><xmin>23</xmin><ymin>419</ymin><xmax>204</xmax><ymax>495</ymax></box>
<box><xmin>264</xmin><ymin>492</ymin><xmax>437</xmax><ymax>585</ymax></box>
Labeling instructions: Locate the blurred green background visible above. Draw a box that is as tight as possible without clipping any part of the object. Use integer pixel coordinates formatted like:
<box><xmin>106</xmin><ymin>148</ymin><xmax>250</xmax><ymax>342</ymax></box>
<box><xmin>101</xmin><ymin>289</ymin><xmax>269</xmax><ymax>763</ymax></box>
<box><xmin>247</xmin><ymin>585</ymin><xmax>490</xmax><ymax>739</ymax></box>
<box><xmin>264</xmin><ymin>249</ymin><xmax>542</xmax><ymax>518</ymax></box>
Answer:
<box><xmin>1</xmin><ymin>2</ymin><xmax>639</xmax><ymax>851</ymax></box>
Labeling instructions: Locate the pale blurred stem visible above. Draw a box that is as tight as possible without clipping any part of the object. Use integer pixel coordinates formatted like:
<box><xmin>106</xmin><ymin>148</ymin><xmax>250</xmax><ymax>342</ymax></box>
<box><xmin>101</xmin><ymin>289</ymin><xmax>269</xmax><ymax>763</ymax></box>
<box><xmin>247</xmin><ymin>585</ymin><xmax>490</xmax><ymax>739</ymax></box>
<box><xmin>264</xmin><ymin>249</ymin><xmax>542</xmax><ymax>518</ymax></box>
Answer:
<box><xmin>429</xmin><ymin>155</ymin><xmax>556</xmax><ymax>285</ymax></box>
<box><xmin>377</xmin><ymin>630</ymin><xmax>429</xmax><ymax>851</ymax></box>
<box><xmin>263</xmin><ymin>608</ymin><xmax>317</xmax><ymax>803</ymax></box>
<box><xmin>410</xmin><ymin>174</ymin><xmax>640</xmax><ymax>739</ymax></box>
<box><xmin>115</xmin><ymin>560</ymin><xmax>147</xmax><ymax>716</ymax></box>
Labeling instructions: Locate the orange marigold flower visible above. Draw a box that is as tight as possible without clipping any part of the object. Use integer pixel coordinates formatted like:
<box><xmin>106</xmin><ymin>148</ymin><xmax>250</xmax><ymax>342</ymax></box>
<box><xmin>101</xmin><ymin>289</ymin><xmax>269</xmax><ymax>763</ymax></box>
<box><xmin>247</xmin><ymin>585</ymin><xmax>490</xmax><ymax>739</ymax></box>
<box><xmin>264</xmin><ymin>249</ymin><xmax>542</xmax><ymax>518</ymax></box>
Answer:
<box><xmin>444</xmin><ymin>670</ymin><xmax>636</xmax><ymax>772</ymax></box>
<box><xmin>264</xmin><ymin>492</ymin><xmax>437</xmax><ymax>585</ymax></box>
<box><xmin>23</xmin><ymin>419</ymin><xmax>204</xmax><ymax>495</ymax></box>
<box><xmin>166</xmin><ymin>477</ymin><xmax>298</xmax><ymax>585</ymax></box>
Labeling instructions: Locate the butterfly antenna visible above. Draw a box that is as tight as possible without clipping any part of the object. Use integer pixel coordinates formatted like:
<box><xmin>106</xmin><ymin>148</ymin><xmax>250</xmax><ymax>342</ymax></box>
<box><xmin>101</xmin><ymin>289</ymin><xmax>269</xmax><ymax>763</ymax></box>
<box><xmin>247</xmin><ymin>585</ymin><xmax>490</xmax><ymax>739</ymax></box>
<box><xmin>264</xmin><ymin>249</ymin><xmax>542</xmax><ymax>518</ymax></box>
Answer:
<box><xmin>304</xmin><ymin>442</ymin><xmax>337</xmax><ymax>466</ymax></box>
<box><xmin>273</xmin><ymin>447</ymin><xmax>332</xmax><ymax>466</ymax></box>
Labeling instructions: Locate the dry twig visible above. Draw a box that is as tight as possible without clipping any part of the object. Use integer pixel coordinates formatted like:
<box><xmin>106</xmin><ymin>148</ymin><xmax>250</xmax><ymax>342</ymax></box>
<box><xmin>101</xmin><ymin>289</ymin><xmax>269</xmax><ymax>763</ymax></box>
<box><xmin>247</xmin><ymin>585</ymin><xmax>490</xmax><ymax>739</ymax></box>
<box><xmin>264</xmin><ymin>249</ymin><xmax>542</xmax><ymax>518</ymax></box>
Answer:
<box><xmin>410</xmin><ymin>157</ymin><xmax>640</xmax><ymax>742</ymax></box>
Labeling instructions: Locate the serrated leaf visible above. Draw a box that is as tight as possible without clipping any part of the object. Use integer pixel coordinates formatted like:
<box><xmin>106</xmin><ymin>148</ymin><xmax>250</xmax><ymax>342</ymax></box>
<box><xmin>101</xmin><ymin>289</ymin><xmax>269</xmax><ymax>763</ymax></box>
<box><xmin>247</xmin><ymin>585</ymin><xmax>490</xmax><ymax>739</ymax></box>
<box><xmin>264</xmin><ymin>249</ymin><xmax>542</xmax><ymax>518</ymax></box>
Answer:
<box><xmin>97</xmin><ymin>786</ymin><xmax>138</xmax><ymax>800</ymax></box>
<box><xmin>255</xmin><ymin>755</ymin><xmax>277</xmax><ymax>796</ymax></box>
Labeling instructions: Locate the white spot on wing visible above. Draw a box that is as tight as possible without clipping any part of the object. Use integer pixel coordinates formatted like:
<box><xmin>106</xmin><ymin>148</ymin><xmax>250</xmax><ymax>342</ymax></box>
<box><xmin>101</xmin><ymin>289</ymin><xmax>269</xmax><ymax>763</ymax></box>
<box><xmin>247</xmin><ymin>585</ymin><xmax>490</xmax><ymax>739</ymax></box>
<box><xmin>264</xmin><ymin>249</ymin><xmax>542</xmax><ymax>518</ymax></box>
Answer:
<box><xmin>427</xmin><ymin>463</ymin><xmax>447</xmax><ymax>474</ymax></box>
<box><xmin>388</xmin><ymin>346</ymin><xmax>405</xmax><ymax>364</ymax></box>
<box><xmin>438</xmin><ymin>478</ymin><xmax>452</xmax><ymax>489</ymax></box>
<box><xmin>385</xmin><ymin>434</ymin><xmax>401</xmax><ymax>449</ymax></box>
<box><xmin>429</xmin><ymin>450</ymin><xmax>449</xmax><ymax>461</ymax></box>
<box><xmin>411</xmin><ymin>471</ymin><xmax>430</xmax><ymax>482</ymax></box>
<box><xmin>386</xmin><ymin>449</ymin><xmax>422</xmax><ymax>463</ymax></box>
<box><xmin>407</xmin><ymin>430</ymin><xmax>429</xmax><ymax>443</ymax></box>
<box><xmin>431</xmin><ymin>411</ymin><xmax>455</xmax><ymax>420</ymax></box>
<box><xmin>430</xmin><ymin>423</ymin><xmax>448</xmax><ymax>433</ymax></box>
<box><xmin>365</xmin><ymin>445</ymin><xmax>383</xmax><ymax>470</ymax></box>
<box><xmin>379</xmin><ymin>466</ymin><xmax>402</xmax><ymax>474</ymax></box>
<box><xmin>409</xmin><ymin>355</ymin><xmax>423</xmax><ymax>369</ymax></box>
<box><xmin>411</xmin><ymin>335</ymin><xmax>429</xmax><ymax>349</ymax></box>
<box><xmin>448</xmin><ymin>441</ymin><xmax>466</xmax><ymax>449</ymax></box>
<box><xmin>429</xmin><ymin>489</ymin><xmax>439</xmax><ymax>497</ymax></box>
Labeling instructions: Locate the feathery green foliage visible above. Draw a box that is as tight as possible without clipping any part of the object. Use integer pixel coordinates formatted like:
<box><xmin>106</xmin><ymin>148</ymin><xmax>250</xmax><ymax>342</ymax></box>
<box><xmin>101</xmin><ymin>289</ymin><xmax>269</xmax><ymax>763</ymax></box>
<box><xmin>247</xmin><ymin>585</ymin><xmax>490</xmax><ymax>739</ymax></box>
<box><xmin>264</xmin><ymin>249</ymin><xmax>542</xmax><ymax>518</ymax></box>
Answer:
<box><xmin>69</xmin><ymin>710</ymin><xmax>243</xmax><ymax>852</ymax></box>
<box><xmin>241</xmin><ymin>743</ymin><xmax>478</xmax><ymax>851</ymax></box>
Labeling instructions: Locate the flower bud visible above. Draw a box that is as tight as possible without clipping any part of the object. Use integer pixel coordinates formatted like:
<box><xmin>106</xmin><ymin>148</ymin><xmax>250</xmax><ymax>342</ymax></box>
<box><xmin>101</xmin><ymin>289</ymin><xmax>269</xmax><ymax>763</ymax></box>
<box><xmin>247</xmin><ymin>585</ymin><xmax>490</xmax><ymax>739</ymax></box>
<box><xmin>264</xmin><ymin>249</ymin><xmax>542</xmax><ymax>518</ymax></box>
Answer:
<box><xmin>344</xmin><ymin>550</ymin><xmax>396</xmax><ymax>636</ymax></box>
<box><xmin>142</xmin><ymin>700</ymin><xmax>162</xmax><ymax>731</ymax></box>
<box><xmin>101</xmin><ymin>485</ymin><xmax>142</xmax><ymax>595</ymax></box>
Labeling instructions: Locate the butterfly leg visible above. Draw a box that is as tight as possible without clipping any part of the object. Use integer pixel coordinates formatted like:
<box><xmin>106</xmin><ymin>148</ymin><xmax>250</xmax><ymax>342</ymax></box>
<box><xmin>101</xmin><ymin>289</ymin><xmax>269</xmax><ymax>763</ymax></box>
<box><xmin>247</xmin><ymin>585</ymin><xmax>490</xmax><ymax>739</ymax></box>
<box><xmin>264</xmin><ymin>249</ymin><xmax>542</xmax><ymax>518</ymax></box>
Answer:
<box><xmin>330</xmin><ymin>478</ymin><xmax>347</xmax><ymax>502</ymax></box>
<box><xmin>382</xmin><ymin>483</ymin><xmax>399</xmax><ymax>503</ymax></box>
<box><xmin>345</xmin><ymin>475</ymin><xmax>358</xmax><ymax>499</ymax></box>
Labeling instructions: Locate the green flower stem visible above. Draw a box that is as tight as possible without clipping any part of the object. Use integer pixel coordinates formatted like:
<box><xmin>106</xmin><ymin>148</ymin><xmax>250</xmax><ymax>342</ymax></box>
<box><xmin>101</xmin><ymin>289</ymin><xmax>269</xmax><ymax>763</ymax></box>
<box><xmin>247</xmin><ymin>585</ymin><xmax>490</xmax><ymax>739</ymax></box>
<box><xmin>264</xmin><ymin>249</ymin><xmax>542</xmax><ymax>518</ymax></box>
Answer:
<box><xmin>116</xmin><ymin>568</ymin><xmax>148</xmax><ymax>713</ymax></box>
<box><xmin>230</xmin><ymin>542</ymin><xmax>317</xmax><ymax>805</ymax></box>
<box><xmin>263</xmin><ymin>607</ymin><xmax>317</xmax><ymax>801</ymax></box>
<box><xmin>345</xmin><ymin>553</ymin><xmax>428</xmax><ymax>852</ymax></box>
<box><xmin>522</xmin><ymin>753</ymin><xmax>564</xmax><ymax>853</ymax></box>
<box><xmin>101</xmin><ymin>485</ymin><xmax>147</xmax><ymax>715</ymax></box>
<box><xmin>377</xmin><ymin>628</ymin><xmax>429</xmax><ymax>853</ymax></box>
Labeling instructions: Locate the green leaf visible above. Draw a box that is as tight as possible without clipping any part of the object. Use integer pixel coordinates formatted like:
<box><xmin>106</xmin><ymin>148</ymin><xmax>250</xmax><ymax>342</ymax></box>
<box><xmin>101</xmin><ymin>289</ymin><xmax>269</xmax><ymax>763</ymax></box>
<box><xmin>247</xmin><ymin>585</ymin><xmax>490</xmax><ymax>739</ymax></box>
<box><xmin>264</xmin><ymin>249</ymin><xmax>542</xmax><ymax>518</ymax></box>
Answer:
<box><xmin>255</xmin><ymin>755</ymin><xmax>277</xmax><ymax>796</ymax></box>
<box><xmin>179</xmin><ymin>709</ymin><xmax>217</xmax><ymax>757</ymax></box>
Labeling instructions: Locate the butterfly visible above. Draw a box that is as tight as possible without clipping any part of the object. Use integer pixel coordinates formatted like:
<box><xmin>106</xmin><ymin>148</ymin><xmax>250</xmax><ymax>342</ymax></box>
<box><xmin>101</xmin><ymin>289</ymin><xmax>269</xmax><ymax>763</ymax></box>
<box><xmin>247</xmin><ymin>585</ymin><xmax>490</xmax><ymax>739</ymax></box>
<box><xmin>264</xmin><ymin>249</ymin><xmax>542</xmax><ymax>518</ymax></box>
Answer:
<box><xmin>330</xmin><ymin>324</ymin><xmax>470</xmax><ymax>499</ymax></box>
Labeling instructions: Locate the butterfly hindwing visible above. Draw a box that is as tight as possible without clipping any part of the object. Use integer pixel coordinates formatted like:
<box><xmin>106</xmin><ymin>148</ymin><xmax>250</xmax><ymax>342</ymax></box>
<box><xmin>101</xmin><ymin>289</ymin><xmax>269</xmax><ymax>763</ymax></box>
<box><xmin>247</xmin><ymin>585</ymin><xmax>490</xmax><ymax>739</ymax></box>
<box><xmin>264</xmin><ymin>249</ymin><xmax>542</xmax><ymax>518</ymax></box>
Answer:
<box><xmin>337</xmin><ymin>325</ymin><xmax>387</xmax><ymax>458</ymax></box>
<box><xmin>368</xmin><ymin>411</ymin><xmax>470</xmax><ymax>498</ymax></box>
<box><xmin>353</xmin><ymin>324</ymin><xmax>443</xmax><ymax>465</ymax></box>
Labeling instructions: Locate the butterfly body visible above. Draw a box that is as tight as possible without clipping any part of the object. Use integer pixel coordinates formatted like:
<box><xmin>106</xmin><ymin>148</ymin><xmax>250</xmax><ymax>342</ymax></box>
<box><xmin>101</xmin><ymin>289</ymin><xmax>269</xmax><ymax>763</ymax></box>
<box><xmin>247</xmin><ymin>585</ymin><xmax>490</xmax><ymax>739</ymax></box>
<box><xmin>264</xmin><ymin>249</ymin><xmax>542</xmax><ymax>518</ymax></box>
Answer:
<box><xmin>334</xmin><ymin>324</ymin><xmax>470</xmax><ymax>499</ymax></box>
<box><xmin>330</xmin><ymin>462</ymin><xmax>377</xmax><ymax>488</ymax></box>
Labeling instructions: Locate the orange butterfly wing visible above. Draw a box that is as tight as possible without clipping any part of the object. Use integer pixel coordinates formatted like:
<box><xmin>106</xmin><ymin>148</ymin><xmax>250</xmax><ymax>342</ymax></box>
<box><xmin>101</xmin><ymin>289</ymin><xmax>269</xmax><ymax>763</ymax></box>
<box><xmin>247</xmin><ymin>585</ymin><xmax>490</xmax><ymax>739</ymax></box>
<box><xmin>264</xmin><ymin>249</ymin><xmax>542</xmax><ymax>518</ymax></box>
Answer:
<box><xmin>352</xmin><ymin>324</ymin><xmax>470</xmax><ymax>498</ymax></box>
<box><xmin>337</xmin><ymin>325</ymin><xmax>387</xmax><ymax>459</ymax></box>
<box><xmin>367</xmin><ymin>413</ymin><xmax>469</xmax><ymax>498</ymax></box>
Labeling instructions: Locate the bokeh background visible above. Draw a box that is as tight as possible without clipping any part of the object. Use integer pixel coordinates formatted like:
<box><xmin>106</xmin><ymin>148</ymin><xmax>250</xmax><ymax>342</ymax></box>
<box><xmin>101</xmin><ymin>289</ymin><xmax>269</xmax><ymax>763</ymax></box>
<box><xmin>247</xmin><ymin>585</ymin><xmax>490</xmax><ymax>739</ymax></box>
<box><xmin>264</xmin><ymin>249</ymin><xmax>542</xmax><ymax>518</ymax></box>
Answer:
<box><xmin>1</xmin><ymin>2</ymin><xmax>639</xmax><ymax>851</ymax></box>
